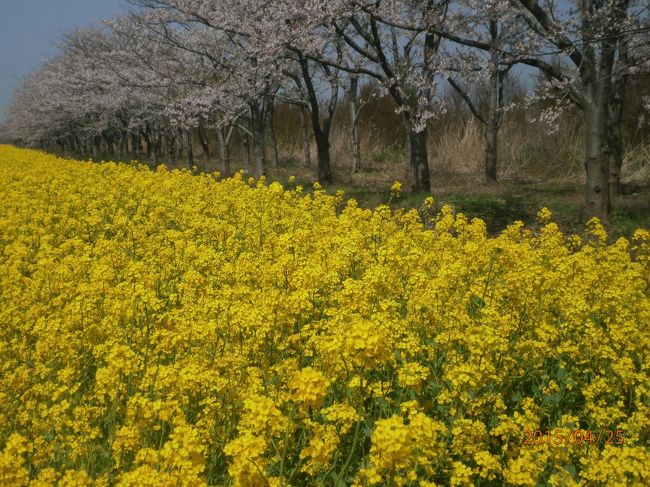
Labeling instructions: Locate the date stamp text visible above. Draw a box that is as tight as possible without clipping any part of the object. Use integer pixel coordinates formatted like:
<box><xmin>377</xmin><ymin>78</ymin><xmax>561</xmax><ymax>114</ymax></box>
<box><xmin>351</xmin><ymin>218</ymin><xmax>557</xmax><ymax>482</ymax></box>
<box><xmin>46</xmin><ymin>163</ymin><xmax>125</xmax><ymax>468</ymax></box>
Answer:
<box><xmin>523</xmin><ymin>429</ymin><xmax>625</xmax><ymax>446</ymax></box>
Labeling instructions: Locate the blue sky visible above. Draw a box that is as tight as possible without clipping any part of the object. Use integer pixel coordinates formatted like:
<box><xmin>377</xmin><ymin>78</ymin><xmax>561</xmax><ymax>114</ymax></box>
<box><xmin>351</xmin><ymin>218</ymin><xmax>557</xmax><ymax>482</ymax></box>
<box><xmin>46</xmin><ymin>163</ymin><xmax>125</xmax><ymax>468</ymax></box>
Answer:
<box><xmin>0</xmin><ymin>0</ymin><xmax>129</xmax><ymax>123</ymax></box>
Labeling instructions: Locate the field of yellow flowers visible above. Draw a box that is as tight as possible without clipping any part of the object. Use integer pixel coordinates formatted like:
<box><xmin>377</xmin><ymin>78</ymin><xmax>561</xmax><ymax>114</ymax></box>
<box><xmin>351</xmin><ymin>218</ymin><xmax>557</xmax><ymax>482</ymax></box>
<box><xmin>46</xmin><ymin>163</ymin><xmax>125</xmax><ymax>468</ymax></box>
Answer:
<box><xmin>0</xmin><ymin>145</ymin><xmax>649</xmax><ymax>486</ymax></box>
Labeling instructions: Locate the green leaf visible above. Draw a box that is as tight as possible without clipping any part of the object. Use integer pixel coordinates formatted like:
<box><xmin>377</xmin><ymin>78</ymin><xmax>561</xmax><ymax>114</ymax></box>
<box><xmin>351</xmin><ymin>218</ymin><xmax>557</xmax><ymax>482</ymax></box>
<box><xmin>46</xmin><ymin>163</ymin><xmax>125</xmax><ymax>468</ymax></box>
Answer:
<box><xmin>468</xmin><ymin>294</ymin><xmax>486</xmax><ymax>319</ymax></box>
<box><xmin>563</xmin><ymin>464</ymin><xmax>577</xmax><ymax>480</ymax></box>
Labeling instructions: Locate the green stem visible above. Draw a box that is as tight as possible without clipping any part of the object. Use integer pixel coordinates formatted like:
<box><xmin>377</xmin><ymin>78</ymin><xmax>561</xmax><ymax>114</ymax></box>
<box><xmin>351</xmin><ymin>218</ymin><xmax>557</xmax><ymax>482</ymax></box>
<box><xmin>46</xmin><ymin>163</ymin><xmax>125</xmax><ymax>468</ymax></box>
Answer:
<box><xmin>335</xmin><ymin>419</ymin><xmax>362</xmax><ymax>485</ymax></box>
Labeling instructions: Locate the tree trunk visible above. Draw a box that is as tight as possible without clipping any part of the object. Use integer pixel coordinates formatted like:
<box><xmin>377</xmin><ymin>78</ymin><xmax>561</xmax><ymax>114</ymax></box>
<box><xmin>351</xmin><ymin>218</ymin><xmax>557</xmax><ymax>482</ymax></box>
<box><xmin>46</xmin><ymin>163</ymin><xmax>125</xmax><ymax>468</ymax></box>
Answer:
<box><xmin>250</xmin><ymin>101</ymin><xmax>266</xmax><ymax>177</ymax></box>
<box><xmin>582</xmin><ymin>31</ymin><xmax>616</xmax><ymax>222</ymax></box>
<box><xmin>607</xmin><ymin>96</ymin><xmax>624</xmax><ymax>197</ymax></box>
<box><xmin>314</xmin><ymin>127</ymin><xmax>332</xmax><ymax>183</ymax></box>
<box><xmin>175</xmin><ymin>128</ymin><xmax>185</xmax><ymax>165</ymax></box>
<box><xmin>168</xmin><ymin>133</ymin><xmax>177</xmax><ymax>165</ymax></box>
<box><xmin>580</xmin><ymin>1</ymin><xmax>620</xmax><ymax>221</ymax></box>
<box><xmin>485</xmin><ymin>66</ymin><xmax>499</xmax><ymax>183</ymax></box>
<box><xmin>299</xmin><ymin>106</ymin><xmax>312</xmax><ymax>168</ymax></box>
<box><xmin>92</xmin><ymin>136</ymin><xmax>100</xmax><ymax>158</ymax></box>
<box><xmin>185</xmin><ymin>128</ymin><xmax>194</xmax><ymax>168</ymax></box>
<box><xmin>132</xmin><ymin>132</ymin><xmax>141</xmax><ymax>159</ymax></box>
<box><xmin>484</xmin><ymin>127</ymin><xmax>498</xmax><ymax>183</ymax></box>
<box><xmin>105</xmin><ymin>134</ymin><xmax>115</xmax><ymax>157</ymax></box>
<box><xmin>143</xmin><ymin>126</ymin><xmax>152</xmax><ymax>161</ymax></box>
<box><xmin>608</xmin><ymin>40</ymin><xmax>628</xmax><ymax>197</ymax></box>
<box><xmin>584</xmin><ymin>103</ymin><xmax>611</xmax><ymax>221</ymax></box>
<box><xmin>146</xmin><ymin>128</ymin><xmax>160</xmax><ymax>166</ymax></box>
<box><xmin>266</xmin><ymin>99</ymin><xmax>279</xmax><ymax>170</ymax></box>
<box><xmin>216</xmin><ymin>126</ymin><xmax>231</xmax><ymax>176</ymax></box>
<box><xmin>242</xmin><ymin>130</ymin><xmax>250</xmax><ymax>172</ymax></box>
<box><xmin>485</xmin><ymin>24</ymin><xmax>500</xmax><ymax>184</ymax></box>
<box><xmin>198</xmin><ymin>123</ymin><xmax>210</xmax><ymax>161</ymax></box>
<box><xmin>404</xmin><ymin>115</ymin><xmax>431</xmax><ymax>193</ymax></box>
<box><xmin>299</xmin><ymin>56</ymin><xmax>333</xmax><ymax>184</ymax></box>
<box><xmin>151</xmin><ymin>134</ymin><xmax>159</xmax><ymax>166</ymax></box>
<box><xmin>119</xmin><ymin>132</ymin><xmax>127</xmax><ymax>158</ymax></box>
<box><xmin>350</xmin><ymin>76</ymin><xmax>362</xmax><ymax>174</ymax></box>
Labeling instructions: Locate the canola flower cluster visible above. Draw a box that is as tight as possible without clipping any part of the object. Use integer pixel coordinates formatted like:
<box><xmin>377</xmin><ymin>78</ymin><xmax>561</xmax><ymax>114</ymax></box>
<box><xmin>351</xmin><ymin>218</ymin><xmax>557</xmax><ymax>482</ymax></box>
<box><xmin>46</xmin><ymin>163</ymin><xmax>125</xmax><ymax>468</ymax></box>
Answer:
<box><xmin>0</xmin><ymin>145</ymin><xmax>649</xmax><ymax>486</ymax></box>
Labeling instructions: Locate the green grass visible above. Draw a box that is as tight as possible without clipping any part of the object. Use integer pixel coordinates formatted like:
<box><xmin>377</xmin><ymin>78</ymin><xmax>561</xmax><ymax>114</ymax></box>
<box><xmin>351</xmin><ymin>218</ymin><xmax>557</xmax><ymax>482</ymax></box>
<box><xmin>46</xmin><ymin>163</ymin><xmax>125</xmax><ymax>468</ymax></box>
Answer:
<box><xmin>326</xmin><ymin>182</ymin><xmax>649</xmax><ymax>242</ymax></box>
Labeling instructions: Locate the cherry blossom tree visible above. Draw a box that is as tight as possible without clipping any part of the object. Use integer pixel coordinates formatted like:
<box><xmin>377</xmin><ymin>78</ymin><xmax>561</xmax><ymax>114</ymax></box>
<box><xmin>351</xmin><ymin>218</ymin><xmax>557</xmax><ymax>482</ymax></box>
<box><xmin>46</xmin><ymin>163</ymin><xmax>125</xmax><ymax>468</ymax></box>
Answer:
<box><xmin>427</xmin><ymin>0</ymin><xmax>649</xmax><ymax>219</ymax></box>
<box><xmin>285</xmin><ymin>0</ymin><xmax>452</xmax><ymax>192</ymax></box>
<box><xmin>126</xmin><ymin>0</ymin><xmax>294</xmax><ymax>177</ymax></box>
<box><xmin>441</xmin><ymin>0</ymin><xmax>529</xmax><ymax>182</ymax></box>
<box><xmin>509</xmin><ymin>0</ymin><xmax>649</xmax><ymax>219</ymax></box>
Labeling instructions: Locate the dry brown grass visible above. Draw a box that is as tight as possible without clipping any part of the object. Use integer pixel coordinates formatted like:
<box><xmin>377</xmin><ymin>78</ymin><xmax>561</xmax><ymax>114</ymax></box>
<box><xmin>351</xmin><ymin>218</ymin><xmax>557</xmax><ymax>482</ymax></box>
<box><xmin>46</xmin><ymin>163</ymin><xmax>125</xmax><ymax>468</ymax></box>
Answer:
<box><xmin>188</xmin><ymin>99</ymin><xmax>648</xmax><ymax>194</ymax></box>
<box><xmin>320</xmin><ymin>112</ymin><xmax>593</xmax><ymax>190</ymax></box>
<box><xmin>622</xmin><ymin>143</ymin><xmax>650</xmax><ymax>186</ymax></box>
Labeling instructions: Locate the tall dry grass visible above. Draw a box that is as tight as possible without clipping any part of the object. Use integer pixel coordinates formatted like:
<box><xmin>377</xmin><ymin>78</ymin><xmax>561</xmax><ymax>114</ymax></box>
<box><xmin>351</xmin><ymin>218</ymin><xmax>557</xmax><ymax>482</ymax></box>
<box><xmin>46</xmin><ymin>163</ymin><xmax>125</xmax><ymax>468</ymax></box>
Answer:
<box><xmin>622</xmin><ymin>144</ymin><xmax>650</xmax><ymax>186</ymax></box>
<box><xmin>192</xmin><ymin>88</ymin><xmax>649</xmax><ymax>192</ymax></box>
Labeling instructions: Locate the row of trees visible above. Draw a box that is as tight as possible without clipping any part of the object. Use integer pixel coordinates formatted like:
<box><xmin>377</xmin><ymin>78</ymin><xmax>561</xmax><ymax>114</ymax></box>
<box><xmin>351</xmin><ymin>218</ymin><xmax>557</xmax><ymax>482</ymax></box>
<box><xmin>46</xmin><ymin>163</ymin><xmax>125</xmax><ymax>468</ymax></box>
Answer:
<box><xmin>2</xmin><ymin>0</ymin><xmax>649</xmax><ymax>220</ymax></box>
